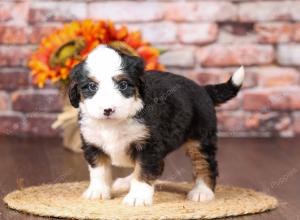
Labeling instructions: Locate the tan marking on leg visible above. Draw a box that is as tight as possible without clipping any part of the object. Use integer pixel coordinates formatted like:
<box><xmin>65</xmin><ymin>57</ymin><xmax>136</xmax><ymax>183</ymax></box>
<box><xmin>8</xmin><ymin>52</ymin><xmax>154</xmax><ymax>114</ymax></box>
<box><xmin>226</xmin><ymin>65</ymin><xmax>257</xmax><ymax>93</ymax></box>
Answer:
<box><xmin>133</xmin><ymin>160</ymin><xmax>163</xmax><ymax>185</ymax></box>
<box><xmin>132</xmin><ymin>162</ymin><xmax>154</xmax><ymax>184</ymax></box>
<box><xmin>183</xmin><ymin>140</ymin><xmax>213</xmax><ymax>189</ymax></box>
<box><xmin>132</xmin><ymin>162</ymin><xmax>142</xmax><ymax>180</ymax></box>
<box><xmin>96</xmin><ymin>153</ymin><xmax>111</xmax><ymax>166</ymax></box>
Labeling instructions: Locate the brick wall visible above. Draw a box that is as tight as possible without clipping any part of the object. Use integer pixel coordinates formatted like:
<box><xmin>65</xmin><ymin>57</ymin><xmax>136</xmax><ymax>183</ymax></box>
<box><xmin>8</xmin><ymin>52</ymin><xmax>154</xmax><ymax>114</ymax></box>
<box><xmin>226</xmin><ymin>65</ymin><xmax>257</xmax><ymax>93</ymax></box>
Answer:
<box><xmin>1</xmin><ymin>0</ymin><xmax>300</xmax><ymax>138</ymax></box>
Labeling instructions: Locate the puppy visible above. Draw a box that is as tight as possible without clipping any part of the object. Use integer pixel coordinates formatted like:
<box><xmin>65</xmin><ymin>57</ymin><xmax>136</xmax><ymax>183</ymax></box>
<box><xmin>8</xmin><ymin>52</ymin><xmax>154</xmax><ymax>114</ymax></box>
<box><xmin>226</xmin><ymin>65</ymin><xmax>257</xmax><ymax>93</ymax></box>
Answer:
<box><xmin>68</xmin><ymin>45</ymin><xmax>244</xmax><ymax>206</ymax></box>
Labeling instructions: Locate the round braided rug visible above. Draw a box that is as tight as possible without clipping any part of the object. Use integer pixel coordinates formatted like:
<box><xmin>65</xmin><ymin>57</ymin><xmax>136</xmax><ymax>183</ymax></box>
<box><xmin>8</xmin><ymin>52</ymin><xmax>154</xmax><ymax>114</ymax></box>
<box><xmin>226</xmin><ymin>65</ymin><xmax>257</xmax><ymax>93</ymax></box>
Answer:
<box><xmin>3</xmin><ymin>181</ymin><xmax>278</xmax><ymax>220</ymax></box>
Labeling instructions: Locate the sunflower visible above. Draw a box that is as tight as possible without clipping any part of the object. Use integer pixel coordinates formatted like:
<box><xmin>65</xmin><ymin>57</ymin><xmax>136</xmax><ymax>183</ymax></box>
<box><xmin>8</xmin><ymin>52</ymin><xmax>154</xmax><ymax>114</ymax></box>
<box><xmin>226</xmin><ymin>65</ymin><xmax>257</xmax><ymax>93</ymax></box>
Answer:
<box><xmin>29</xmin><ymin>20</ymin><xmax>165</xmax><ymax>88</ymax></box>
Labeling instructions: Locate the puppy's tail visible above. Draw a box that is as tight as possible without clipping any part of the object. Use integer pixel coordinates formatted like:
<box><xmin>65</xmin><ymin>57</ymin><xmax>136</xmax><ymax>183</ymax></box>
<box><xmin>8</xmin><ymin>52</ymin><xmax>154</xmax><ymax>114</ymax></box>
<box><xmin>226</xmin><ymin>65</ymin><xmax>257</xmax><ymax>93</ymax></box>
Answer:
<box><xmin>204</xmin><ymin>66</ymin><xmax>245</xmax><ymax>105</ymax></box>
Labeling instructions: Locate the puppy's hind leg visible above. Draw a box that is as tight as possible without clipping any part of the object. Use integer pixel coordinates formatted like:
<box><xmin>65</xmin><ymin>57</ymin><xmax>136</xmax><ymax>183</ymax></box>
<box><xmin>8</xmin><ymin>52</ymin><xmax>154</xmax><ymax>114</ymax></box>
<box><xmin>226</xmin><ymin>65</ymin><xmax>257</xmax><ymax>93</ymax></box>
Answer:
<box><xmin>112</xmin><ymin>173</ymin><xmax>133</xmax><ymax>192</ymax></box>
<box><xmin>184</xmin><ymin>136</ymin><xmax>218</xmax><ymax>202</ymax></box>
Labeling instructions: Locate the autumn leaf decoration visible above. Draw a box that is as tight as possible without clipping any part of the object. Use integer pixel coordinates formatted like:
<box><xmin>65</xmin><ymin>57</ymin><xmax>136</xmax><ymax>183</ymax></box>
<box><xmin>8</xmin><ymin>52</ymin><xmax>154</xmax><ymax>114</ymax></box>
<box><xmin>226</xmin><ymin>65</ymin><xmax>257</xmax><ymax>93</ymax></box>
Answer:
<box><xmin>29</xmin><ymin>20</ymin><xmax>165</xmax><ymax>88</ymax></box>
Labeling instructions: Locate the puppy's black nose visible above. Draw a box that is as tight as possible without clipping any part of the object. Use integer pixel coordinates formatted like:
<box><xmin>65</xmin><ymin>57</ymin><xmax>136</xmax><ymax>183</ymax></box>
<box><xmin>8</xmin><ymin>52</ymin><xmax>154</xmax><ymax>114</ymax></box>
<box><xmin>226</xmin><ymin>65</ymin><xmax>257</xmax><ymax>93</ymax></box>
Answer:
<box><xmin>103</xmin><ymin>108</ymin><xmax>114</xmax><ymax>116</ymax></box>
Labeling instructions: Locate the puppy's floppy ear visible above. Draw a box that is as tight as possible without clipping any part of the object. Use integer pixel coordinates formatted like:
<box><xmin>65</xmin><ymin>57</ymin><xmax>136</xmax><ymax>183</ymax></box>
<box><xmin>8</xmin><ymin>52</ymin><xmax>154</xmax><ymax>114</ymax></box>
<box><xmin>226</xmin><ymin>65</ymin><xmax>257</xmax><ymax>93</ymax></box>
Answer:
<box><xmin>68</xmin><ymin>62</ymin><xmax>84</xmax><ymax>108</ymax></box>
<box><xmin>69</xmin><ymin>82</ymin><xmax>80</xmax><ymax>108</ymax></box>
<box><xmin>129</xmin><ymin>55</ymin><xmax>145</xmax><ymax>76</ymax></box>
<box><xmin>122</xmin><ymin>54</ymin><xmax>145</xmax><ymax>79</ymax></box>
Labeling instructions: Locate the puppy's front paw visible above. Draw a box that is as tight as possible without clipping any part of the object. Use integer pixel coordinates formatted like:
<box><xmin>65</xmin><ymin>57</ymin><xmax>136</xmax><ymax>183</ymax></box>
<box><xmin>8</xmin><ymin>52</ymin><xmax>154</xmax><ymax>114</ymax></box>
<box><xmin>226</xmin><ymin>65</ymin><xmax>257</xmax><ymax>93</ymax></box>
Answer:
<box><xmin>187</xmin><ymin>188</ymin><xmax>214</xmax><ymax>202</ymax></box>
<box><xmin>122</xmin><ymin>191</ymin><xmax>153</xmax><ymax>206</ymax></box>
<box><xmin>122</xmin><ymin>179</ymin><xmax>154</xmax><ymax>206</ymax></box>
<box><xmin>82</xmin><ymin>185</ymin><xmax>111</xmax><ymax>200</ymax></box>
<box><xmin>187</xmin><ymin>180</ymin><xmax>214</xmax><ymax>202</ymax></box>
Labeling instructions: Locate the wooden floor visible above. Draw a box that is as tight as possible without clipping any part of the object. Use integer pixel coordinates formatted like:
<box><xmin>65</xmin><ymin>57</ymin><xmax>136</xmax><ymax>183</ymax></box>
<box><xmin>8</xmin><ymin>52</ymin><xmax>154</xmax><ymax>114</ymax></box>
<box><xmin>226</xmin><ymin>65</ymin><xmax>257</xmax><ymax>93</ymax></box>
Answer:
<box><xmin>0</xmin><ymin>137</ymin><xmax>299</xmax><ymax>220</ymax></box>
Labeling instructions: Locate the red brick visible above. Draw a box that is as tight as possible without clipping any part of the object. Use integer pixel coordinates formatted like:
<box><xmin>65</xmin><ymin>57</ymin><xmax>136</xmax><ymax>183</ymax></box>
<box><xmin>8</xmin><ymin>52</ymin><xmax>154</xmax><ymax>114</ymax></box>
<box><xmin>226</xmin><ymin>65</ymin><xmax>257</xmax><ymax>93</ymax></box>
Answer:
<box><xmin>190</xmin><ymin>68</ymin><xmax>230</xmax><ymax>85</ymax></box>
<box><xmin>128</xmin><ymin>22</ymin><xmax>177</xmax><ymax>43</ymax></box>
<box><xmin>0</xmin><ymin>113</ymin><xmax>23</xmax><ymax>136</ymax></box>
<box><xmin>12</xmin><ymin>91</ymin><xmax>63</xmax><ymax>113</ymax></box>
<box><xmin>245</xmin><ymin>113</ymin><xmax>262</xmax><ymax>130</ymax></box>
<box><xmin>165</xmin><ymin>2</ymin><xmax>237</xmax><ymax>22</ymax></box>
<box><xmin>255</xmin><ymin>22</ymin><xmax>293</xmax><ymax>43</ymax></box>
<box><xmin>217</xmin><ymin>95</ymin><xmax>242</xmax><ymax>111</ymax></box>
<box><xmin>274</xmin><ymin>116</ymin><xmax>292</xmax><ymax>132</ymax></box>
<box><xmin>178</xmin><ymin>23</ymin><xmax>218</xmax><ymax>44</ymax></box>
<box><xmin>277</xmin><ymin>44</ymin><xmax>300</xmax><ymax>65</ymax></box>
<box><xmin>0</xmin><ymin>25</ymin><xmax>28</xmax><ymax>44</ymax></box>
<box><xmin>165</xmin><ymin>69</ymin><xmax>193</xmax><ymax>79</ymax></box>
<box><xmin>244</xmin><ymin>90</ymin><xmax>274</xmax><ymax>111</ymax></box>
<box><xmin>272</xmin><ymin>89</ymin><xmax>300</xmax><ymax>110</ymax></box>
<box><xmin>190</xmin><ymin>71</ymin><xmax>220</xmax><ymax>85</ymax></box>
<box><xmin>164</xmin><ymin>2</ymin><xmax>195</xmax><ymax>22</ymax></box>
<box><xmin>0</xmin><ymin>71</ymin><xmax>29</xmax><ymax>90</ymax></box>
<box><xmin>245</xmin><ymin>112</ymin><xmax>293</xmax><ymax>137</ymax></box>
<box><xmin>238</xmin><ymin>2</ymin><xmax>292</xmax><ymax>22</ymax></box>
<box><xmin>243</xmin><ymin>88</ymin><xmax>300</xmax><ymax>111</ymax></box>
<box><xmin>196</xmin><ymin>44</ymin><xmax>274</xmax><ymax>67</ymax></box>
<box><xmin>0</xmin><ymin>92</ymin><xmax>9</xmax><ymax>111</ymax></box>
<box><xmin>217</xmin><ymin>112</ymin><xmax>245</xmax><ymax>133</ymax></box>
<box><xmin>240</xmin><ymin>2</ymin><xmax>300</xmax><ymax>21</ymax></box>
<box><xmin>24</xmin><ymin>114</ymin><xmax>60</xmax><ymax>137</ymax></box>
<box><xmin>293</xmin><ymin>23</ymin><xmax>300</xmax><ymax>41</ymax></box>
<box><xmin>290</xmin><ymin>92</ymin><xmax>300</xmax><ymax>110</ymax></box>
<box><xmin>222</xmin><ymin>23</ymin><xmax>254</xmax><ymax>35</ymax></box>
<box><xmin>29</xmin><ymin>25</ymin><xmax>61</xmax><ymax>44</ymax></box>
<box><xmin>218</xmin><ymin>29</ymin><xmax>257</xmax><ymax>44</ymax></box>
<box><xmin>88</xmin><ymin>2</ymin><xmax>164</xmax><ymax>22</ymax></box>
<box><xmin>0</xmin><ymin>23</ymin><xmax>57</xmax><ymax>46</ymax></box>
<box><xmin>159</xmin><ymin>48</ymin><xmax>194</xmax><ymax>68</ymax></box>
<box><xmin>219</xmin><ymin>23</ymin><xmax>255</xmax><ymax>43</ymax></box>
<box><xmin>293</xmin><ymin>113</ymin><xmax>300</xmax><ymax>135</ymax></box>
<box><xmin>255</xmin><ymin>67</ymin><xmax>299</xmax><ymax>87</ymax></box>
<box><xmin>246</xmin><ymin>112</ymin><xmax>280</xmax><ymax>129</ymax></box>
<box><xmin>0</xmin><ymin>2</ymin><xmax>12</xmax><ymax>22</ymax></box>
<box><xmin>244</xmin><ymin>90</ymin><xmax>280</xmax><ymax>111</ymax></box>
<box><xmin>0</xmin><ymin>46</ymin><xmax>32</xmax><ymax>67</ymax></box>
<box><xmin>29</xmin><ymin>1</ymin><xmax>86</xmax><ymax>24</ymax></box>
<box><xmin>290</xmin><ymin>2</ymin><xmax>300</xmax><ymax>21</ymax></box>
<box><xmin>0</xmin><ymin>2</ymin><xmax>28</xmax><ymax>24</ymax></box>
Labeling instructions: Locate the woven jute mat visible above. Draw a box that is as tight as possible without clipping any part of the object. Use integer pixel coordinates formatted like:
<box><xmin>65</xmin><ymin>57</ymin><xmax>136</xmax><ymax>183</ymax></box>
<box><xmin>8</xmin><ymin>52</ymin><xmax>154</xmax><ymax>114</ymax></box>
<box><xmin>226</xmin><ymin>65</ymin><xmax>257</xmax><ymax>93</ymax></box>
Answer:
<box><xmin>3</xmin><ymin>181</ymin><xmax>278</xmax><ymax>220</ymax></box>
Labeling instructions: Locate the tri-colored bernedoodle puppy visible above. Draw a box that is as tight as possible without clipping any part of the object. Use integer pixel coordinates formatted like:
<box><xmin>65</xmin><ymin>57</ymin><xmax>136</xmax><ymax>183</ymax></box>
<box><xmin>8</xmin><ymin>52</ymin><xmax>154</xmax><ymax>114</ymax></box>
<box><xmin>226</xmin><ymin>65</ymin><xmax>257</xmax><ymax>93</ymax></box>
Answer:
<box><xmin>68</xmin><ymin>45</ymin><xmax>244</xmax><ymax>206</ymax></box>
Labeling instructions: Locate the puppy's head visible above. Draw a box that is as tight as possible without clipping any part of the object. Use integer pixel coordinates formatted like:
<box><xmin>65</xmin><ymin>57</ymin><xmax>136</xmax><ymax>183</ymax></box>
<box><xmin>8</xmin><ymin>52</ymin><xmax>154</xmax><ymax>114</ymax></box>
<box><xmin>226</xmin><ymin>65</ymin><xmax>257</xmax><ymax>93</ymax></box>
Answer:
<box><xmin>69</xmin><ymin>45</ymin><xmax>144</xmax><ymax>120</ymax></box>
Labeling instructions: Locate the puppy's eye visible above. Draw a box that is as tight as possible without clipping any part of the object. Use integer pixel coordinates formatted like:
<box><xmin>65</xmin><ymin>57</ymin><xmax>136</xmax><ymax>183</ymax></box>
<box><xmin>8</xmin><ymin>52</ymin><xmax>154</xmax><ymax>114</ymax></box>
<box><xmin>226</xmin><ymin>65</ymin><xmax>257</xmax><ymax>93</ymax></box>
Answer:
<box><xmin>88</xmin><ymin>82</ymin><xmax>98</xmax><ymax>92</ymax></box>
<box><xmin>118</xmin><ymin>81</ymin><xmax>128</xmax><ymax>91</ymax></box>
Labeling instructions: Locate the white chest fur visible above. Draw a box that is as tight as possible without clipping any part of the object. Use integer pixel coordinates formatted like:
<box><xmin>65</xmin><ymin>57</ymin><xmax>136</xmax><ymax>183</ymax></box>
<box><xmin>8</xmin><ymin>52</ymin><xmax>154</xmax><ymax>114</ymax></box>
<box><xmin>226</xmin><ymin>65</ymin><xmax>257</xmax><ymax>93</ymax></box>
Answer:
<box><xmin>80</xmin><ymin>116</ymin><xmax>148</xmax><ymax>167</ymax></box>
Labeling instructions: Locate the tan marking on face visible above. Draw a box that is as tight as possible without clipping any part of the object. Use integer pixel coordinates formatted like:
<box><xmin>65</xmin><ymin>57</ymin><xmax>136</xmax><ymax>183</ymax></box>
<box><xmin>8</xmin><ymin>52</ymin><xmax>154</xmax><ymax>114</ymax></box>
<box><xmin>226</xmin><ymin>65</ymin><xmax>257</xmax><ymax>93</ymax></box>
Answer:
<box><xmin>183</xmin><ymin>140</ymin><xmax>213</xmax><ymax>189</ymax></box>
<box><xmin>88</xmin><ymin>75</ymin><xmax>100</xmax><ymax>83</ymax></box>
<box><xmin>112</xmin><ymin>74</ymin><xmax>128</xmax><ymax>82</ymax></box>
<box><xmin>133</xmin><ymin>87</ymin><xmax>140</xmax><ymax>100</ymax></box>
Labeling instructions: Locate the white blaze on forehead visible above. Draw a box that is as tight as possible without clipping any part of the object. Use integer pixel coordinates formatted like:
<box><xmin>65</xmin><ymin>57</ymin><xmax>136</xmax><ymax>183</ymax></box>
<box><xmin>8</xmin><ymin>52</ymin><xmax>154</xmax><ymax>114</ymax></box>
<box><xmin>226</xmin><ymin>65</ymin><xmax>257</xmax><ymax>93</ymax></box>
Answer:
<box><xmin>85</xmin><ymin>45</ymin><xmax>122</xmax><ymax>80</ymax></box>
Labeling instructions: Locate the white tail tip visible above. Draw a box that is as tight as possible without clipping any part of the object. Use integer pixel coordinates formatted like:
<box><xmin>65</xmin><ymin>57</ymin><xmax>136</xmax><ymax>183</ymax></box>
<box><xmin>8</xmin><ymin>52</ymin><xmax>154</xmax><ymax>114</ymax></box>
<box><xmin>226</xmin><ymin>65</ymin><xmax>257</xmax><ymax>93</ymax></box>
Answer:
<box><xmin>231</xmin><ymin>66</ymin><xmax>245</xmax><ymax>87</ymax></box>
